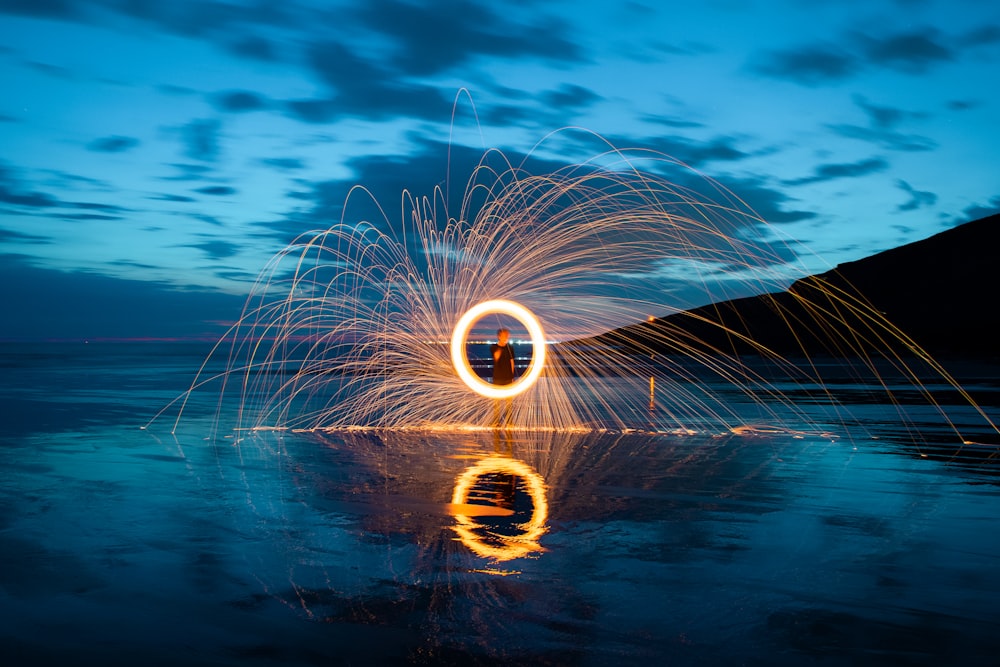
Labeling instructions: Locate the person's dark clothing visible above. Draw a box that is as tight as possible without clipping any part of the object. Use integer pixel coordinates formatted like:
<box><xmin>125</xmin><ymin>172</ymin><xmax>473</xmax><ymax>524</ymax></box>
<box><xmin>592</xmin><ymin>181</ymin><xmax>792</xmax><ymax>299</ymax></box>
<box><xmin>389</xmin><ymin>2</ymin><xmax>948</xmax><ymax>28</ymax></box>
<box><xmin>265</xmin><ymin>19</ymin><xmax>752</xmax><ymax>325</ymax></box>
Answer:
<box><xmin>491</xmin><ymin>343</ymin><xmax>515</xmax><ymax>385</ymax></box>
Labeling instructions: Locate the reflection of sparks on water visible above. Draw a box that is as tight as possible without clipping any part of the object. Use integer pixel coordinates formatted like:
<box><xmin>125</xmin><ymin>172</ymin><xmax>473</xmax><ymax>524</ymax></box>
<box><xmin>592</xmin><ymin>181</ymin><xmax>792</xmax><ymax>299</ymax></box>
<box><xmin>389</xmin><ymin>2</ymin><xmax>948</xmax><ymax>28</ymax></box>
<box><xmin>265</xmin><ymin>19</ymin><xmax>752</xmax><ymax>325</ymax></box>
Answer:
<box><xmin>450</xmin><ymin>457</ymin><xmax>548</xmax><ymax>562</ymax></box>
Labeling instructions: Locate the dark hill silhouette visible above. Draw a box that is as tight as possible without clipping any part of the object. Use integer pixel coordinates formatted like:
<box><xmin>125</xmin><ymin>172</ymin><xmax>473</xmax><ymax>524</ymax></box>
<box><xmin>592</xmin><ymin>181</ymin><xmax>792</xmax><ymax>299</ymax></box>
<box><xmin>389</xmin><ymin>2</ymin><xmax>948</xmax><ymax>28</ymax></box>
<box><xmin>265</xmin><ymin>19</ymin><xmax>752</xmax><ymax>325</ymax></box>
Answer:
<box><xmin>583</xmin><ymin>213</ymin><xmax>999</xmax><ymax>360</ymax></box>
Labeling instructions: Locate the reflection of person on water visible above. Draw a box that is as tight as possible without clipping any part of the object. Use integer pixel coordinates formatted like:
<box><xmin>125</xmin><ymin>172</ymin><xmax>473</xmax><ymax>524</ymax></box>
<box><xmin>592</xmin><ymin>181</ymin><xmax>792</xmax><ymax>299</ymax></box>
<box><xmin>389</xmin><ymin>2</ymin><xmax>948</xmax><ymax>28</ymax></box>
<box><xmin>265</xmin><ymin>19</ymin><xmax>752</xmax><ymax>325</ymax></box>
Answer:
<box><xmin>491</xmin><ymin>327</ymin><xmax>515</xmax><ymax>427</ymax></box>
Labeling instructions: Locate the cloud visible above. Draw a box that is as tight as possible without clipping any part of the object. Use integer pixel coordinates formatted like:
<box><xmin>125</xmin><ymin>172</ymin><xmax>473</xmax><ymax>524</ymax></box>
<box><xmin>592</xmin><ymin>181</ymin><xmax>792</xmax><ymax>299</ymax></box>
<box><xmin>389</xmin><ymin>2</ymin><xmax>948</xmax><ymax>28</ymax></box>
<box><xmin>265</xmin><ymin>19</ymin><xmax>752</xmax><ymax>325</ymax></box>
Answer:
<box><xmin>0</xmin><ymin>162</ymin><xmax>58</xmax><ymax>208</ymax></box>
<box><xmin>946</xmin><ymin>99</ymin><xmax>979</xmax><ymax>111</ymax></box>
<box><xmin>748</xmin><ymin>44</ymin><xmax>860</xmax><ymax>85</ymax></box>
<box><xmin>854</xmin><ymin>95</ymin><xmax>926</xmax><ymax>129</ymax></box>
<box><xmin>0</xmin><ymin>162</ymin><xmax>131</xmax><ymax>218</ymax></box>
<box><xmin>642</xmin><ymin>114</ymin><xmax>704</xmax><ymax>130</ymax></box>
<box><xmin>286</xmin><ymin>41</ymin><xmax>452</xmax><ymax>124</ymax></box>
<box><xmin>104</xmin><ymin>0</ymin><xmax>299</xmax><ymax>40</ymax></box>
<box><xmin>955</xmin><ymin>195</ymin><xmax>1000</xmax><ymax>224</ymax></box>
<box><xmin>186</xmin><ymin>238</ymin><xmax>240</xmax><ymax>260</ymax></box>
<box><xmin>541</xmin><ymin>84</ymin><xmax>603</xmax><ymax>112</ymax></box>
<box><xmin>353</xmin><ymin>0</ymin><xmax>583</xmax><ymax>77</ymax></box>
<box><xmin>751</xmin><ymin>24</ymin><xmax>990</xmax><ymax>85</ymax></box>
<box><xmin>858</xmin><ymin>27</ymin><xmax>954</xmax><ymax>73</ymax></box>
<box><xmin>194</xmin><ymin>185</ymin><xmax>236</xmax><ymax>196</ymax></box>
<box><xmin>827</xmin><ymin>124</ymin><xmax>936</xmax><ymax>152</ymax></box>
<box><xmin>259</xmin><ymin>157</ymin><xmax>306</xmax><ymax>171</ymax></box>
<box><xmin>555</xmin><ymin>128</ymin><xmax>752</xmax><ymax>169</ymax></box>
<box><xmin>86</xmin><ymin>135</ymin><xmax>140</xmax><ymax>153</ymax></box>
<box><xmin>826</xmin><ymin>95</ymin><xmax>937</xmax><ymax>152</ymax></box>
<box><xmin>0</xmin><ymin>252</ymin><xmax>245</xmax><ymax>341</ymax></box>
<box><xmin>211</xmin><ymin>90</ymin><xmax>269</xmax><ymax>113</ymax></box>
<box><xmin>226</xmin><ymin>35</ymin><xmax>280</xmax><ymax>61</ymax></box>
<box><xmin>181</xmin><ymin>118</ymin><xmax>222</xmax><ymax>162</ymax></box>
<box><xmin>150</xmin><ymin>193</ymin><xmax>196</xmax><ymax>203</ymax></box>
<box><xmin>783</xmin><ymin>157</ymin><xmax>889</xmax><ymax>186</ymax></box>
<box><xmin>713</xmin><ymin>175</ymin><xmax>819</xmax><ymax>225</ymax></box>
<box><xmin>25</xmin><ymin>60</ymin><xmax>75</xmax><ymax>79</ymax></box>
<box><xmin>54</xmin><ymin>212</ymin><xmax>123</xmax><ymax>221</ymax></box>
<box><xmin>0</xmin><ymin>0</ymin><xmax>78</xmax><ymax>18</ymax></box>
<box><xmin>161</xmin><ymin>163</ymin><xmax>213</xmax><ymax>181</ymax></box>
<box><xmin>0</xmin><ymin>227</ymin><xmax>50</xmax><ymax>243</ymax></box>
<box><xmin>895</xmin><ymin>179</ymin><xmax>937</xmax><ymax>211</ymax></box>
<box><xmin>958</xmin><ymin>24</ymin><xmax>1000</xmax><ymax>48</ymax></box>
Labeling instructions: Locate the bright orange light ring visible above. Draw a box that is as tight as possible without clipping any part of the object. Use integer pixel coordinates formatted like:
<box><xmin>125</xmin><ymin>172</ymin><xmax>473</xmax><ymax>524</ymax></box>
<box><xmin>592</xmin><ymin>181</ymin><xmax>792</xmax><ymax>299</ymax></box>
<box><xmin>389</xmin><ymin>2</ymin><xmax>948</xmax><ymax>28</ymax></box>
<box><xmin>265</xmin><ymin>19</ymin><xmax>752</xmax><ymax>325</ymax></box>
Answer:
<box><xmin>450</xmin><ymin>299</ymin><xmax>546</xmax><ymax>399</ymax></box>
<box><xmin>451</xmin><ymin>457</ymin><xmax>548</xmax><ymax>561</ymax></box>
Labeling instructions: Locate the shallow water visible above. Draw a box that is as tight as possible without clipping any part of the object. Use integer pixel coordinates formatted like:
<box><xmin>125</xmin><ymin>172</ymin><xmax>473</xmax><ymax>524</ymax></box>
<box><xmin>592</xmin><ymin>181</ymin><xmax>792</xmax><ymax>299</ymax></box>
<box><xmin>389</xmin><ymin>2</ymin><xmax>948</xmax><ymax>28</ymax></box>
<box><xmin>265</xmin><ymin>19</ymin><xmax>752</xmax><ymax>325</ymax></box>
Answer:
<box><xmin>2</xmin><ymin>342</ymin><xmax>999</xmax><ymax>665</ymax></box>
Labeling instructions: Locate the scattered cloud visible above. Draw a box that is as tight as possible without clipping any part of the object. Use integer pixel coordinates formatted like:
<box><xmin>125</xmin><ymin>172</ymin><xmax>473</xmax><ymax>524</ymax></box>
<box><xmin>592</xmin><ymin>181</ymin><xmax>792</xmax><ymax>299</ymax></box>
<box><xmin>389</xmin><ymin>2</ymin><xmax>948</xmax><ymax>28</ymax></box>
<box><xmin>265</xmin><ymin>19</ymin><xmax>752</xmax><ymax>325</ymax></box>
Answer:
<box><xmin>0</xmin><ymin>227</ymin><xmax>50</xmax><ymax>243</ymax></box>
<box><xmin>895</xmin><ymin>179</ymin><xmax>937</xmax><ymax>211</ymax></box>
<box><xmin>827</xmin><ymin>124</ymin><xmax>936</xmax><ymax>151</ymax></box>
<box><xmin>194</xmin><ymin>185</ymin><xmax>237</xmax><ymax>196</ymax></box>
<box><xmin>946</xmin><ymin>99</ymin><xmax>980</xmax><ymax>111</ymax></box>
<box><xmin>259</xmin><ymin>157</ymin><xmax>306</xmax><ymax>171</ymax></box>
<box><xmin>86</xmin><ymin>135</ymin><xmax>140</xmax><ymax>153</ymax></box>
<box><xmin>286</xmin><ymin>41</ymin><xmax>452</xmax><ymax>124</ymax></box>
<box><xmin>957</xmin><ymin>24</ymin><xmax>1000</xmax><ymax>48</ymax></box>
<box><xmin>352</xmin><ymin>0</ymin><xmax>583</xmax><ymax>77</ymax></box>
<box><xmin>161</xmin><ymin>163</ymin><xmax>214</xmax><ymax>181</ymax></box>
<box><xmin>541</xmin><ymin>84</ymin><xmax>603</xmax><ymax>112</ymax></box>
<box><xmin>180</xmin><ymin>118</ymin><xmax>222</xmax><ymax>162</ymax></box>
<box><xmin>783</xmin><ymin>157</ymin><xmax>889</xmax><ymax>186</ymax></box>
<box><xmin>751</xmin><ymin>24</ymin><xmax>995</xmax><ymax>85</ymax></box>
<box><xmin>855</xmin><ymin>95</ymin><xmax>926</xmax><ymax>129</ymax></box>
<box><xmin>748</xmin><ymin>44</ymin><xmax>860</xmax><ymax>85</ymax></box>
<box><xmin>0</xmin><ymin>252</ymin><xmax>245</xmax><ymax>341</ymax></box>
<box><xmin>0</xmin><ymin>162</ymin><xmax>58</xmax><ymax>208</ymax></box>
<box><xmin>642</xmin><ymin>114</ymin><xmax>705</xmax><ymax>130</ymax></box>
<box><xmin>955</xmin><ymin>195</ymin><xmax>1000</xmax><ymax>224</ymax></box>
<box><xmin>149</xmin><ymin>193</ymin><xmax>196</xmax><ymax>203</ymax></box>
<box><xmin>212</xmin><ymin>90</ymin><xmax>269</xmax><ymax>113</ymax></box>
<box><xmin>0</xmin><ymin>0</ymin><xmax>79</xmax><ymax>19</ymax></box>
<box><xmin>857</xmin><ymin>27</ymin><xmax>953</xmax><ymax>73</ymax></box>
<box><xmin>25</xmin><ymin>60</ymin><xmax>75</xmax><ymax>79</ymax></box>
<box><xmin>186</xmin><ymin>238</ymin><xmax>240</xmax><ymax>260</ymax></box>
<box><xmin>56</xmin><ymin>212</ymin><xmax>123</xmax><ymax>221</ymax></box>
<box><xmin>226</xmin><ymin>34</ymin><xmax>280</xmax><ymax>61</ymax></box>
<box><xmin>827</xmin><ymin>95</ymin><xmax>937</xmax><ymax>151</ymax></box>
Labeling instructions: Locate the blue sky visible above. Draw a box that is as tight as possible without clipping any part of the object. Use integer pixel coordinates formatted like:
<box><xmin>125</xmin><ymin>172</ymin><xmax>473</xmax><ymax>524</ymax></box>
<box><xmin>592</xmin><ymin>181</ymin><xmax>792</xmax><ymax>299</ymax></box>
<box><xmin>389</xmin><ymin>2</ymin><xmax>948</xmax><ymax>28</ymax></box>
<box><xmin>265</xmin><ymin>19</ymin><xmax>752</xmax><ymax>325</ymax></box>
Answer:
<box><xmin>1</xmin><ymin>0</ymin><xmax>998</xmax><ymax>341</ymax></box>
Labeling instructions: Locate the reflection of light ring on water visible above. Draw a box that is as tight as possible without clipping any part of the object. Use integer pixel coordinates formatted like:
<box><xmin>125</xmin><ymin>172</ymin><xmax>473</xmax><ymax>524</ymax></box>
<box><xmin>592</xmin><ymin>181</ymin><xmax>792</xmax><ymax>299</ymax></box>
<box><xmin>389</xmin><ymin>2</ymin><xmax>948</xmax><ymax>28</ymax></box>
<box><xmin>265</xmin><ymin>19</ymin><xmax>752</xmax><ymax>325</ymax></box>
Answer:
<box><xmin>451</xmin><ymin>457</ymin><xmax>548</xmax><ymax>561</ymax></box>
<box><xmin>450</xmin><ymin>299</ymin><xmax>546</xmax><ymax>399</ymax></box>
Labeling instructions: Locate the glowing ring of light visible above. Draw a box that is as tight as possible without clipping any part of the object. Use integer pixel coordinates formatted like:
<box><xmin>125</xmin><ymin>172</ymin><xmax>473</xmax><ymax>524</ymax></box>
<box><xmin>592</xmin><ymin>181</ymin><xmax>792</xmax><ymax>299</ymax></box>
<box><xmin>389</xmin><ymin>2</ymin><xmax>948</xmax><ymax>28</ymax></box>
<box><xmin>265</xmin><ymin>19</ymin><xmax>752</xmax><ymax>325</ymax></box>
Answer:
<box><xmin>451</xmin><ymin>457</ymin><xmax>548</xmax><ymax>561</ymax></box>
<box><xmin>450</xmin><ymin>299</ymin><xmax>546</xmax><ymax>399</ymax></box>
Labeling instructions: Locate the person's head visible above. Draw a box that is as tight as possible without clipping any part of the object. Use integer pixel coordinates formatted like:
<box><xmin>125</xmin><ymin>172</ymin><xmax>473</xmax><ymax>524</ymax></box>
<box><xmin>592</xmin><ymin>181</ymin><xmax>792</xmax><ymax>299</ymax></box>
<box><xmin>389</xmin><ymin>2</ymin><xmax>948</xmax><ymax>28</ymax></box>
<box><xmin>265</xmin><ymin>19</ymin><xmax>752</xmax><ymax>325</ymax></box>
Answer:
<box><xmin>497</xmin><ymin>328</ymin><xmax>509</xmax><ymax>345</ymax></box>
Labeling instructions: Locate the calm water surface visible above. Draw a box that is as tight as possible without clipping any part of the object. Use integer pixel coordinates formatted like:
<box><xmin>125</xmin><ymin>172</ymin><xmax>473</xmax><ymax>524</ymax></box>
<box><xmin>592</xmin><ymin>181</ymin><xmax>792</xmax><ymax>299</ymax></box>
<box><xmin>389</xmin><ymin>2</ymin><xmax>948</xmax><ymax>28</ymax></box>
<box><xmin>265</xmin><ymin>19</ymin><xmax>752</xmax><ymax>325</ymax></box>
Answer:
<box><xmin>1</xmin><ymin>342</ymin><xmax>999</xmax><ymax>666</ymax></box>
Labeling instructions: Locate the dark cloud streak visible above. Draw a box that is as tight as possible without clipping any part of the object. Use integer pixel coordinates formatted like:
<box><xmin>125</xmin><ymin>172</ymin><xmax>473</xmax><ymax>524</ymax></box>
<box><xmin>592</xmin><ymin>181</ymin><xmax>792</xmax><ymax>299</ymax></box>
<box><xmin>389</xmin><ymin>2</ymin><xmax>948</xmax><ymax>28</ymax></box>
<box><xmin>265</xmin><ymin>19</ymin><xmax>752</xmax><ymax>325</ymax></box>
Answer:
<box><xmin>212</xmin><ymin>90</ymin><xmax>269</xmax><ymax>113</ymax></box>
<box><xmin>751</xmin><ymin>24</ymin><xmax>992</xmax><ymax>85</ymax></box>
<box><xmin>0</xmin><ymin>253</ymin><xmax>244</xmax><ymax>341</ymax></box>
<box><xmin>895</xmin><ymin>179</ymin><xmax>937</xmax><ymax>211</ymax></box>
<box><xmin>783</xmin><ymin>157</ymin><xmax>889</xmax><ymax>186</ymax></box>
<box><xmin>181</xmin><ymin>119</ymin><xmax>222</xmax><ymax>162</ymax></box>
<box><xmin>86</xmin><ymin>135</ymin><xmax>140</xmax><ymax>152</ymax></box>
<box><xmin>354</xmin><ymin>0</ymin><xmax>583</xmax><ymax>77</ymax></box>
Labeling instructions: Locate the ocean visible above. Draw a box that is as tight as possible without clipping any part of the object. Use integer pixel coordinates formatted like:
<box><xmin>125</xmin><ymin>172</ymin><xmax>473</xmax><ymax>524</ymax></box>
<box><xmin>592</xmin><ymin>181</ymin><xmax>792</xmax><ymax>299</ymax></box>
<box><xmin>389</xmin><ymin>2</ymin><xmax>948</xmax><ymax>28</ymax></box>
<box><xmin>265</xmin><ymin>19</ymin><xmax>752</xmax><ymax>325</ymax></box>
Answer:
<box><xmin>2</xmin><ymin>341</ymin><xmax>1000</xmax><ymax>666</ymax></box>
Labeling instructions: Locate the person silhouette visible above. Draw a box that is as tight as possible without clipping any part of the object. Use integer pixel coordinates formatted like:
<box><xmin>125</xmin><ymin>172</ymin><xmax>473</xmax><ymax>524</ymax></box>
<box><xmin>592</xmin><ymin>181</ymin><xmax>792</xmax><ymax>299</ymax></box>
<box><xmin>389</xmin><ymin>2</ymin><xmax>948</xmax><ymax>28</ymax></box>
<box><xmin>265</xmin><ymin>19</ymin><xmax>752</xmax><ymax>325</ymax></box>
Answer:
<box><xmin>491</xmin><ymin>327</ymin><xmax>515</xmax><ymax>426</ymax></box>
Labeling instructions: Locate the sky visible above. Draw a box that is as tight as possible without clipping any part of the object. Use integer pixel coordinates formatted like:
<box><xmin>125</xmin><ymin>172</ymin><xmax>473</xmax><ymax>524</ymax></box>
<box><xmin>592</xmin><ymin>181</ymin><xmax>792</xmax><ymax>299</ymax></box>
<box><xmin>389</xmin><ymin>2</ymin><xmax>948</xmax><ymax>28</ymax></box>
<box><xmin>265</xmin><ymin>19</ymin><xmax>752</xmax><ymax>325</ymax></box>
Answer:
<box><xmin>1</xmin><ymin>0</ymin><xmax>998</xmax><ymax>341</ymax></box>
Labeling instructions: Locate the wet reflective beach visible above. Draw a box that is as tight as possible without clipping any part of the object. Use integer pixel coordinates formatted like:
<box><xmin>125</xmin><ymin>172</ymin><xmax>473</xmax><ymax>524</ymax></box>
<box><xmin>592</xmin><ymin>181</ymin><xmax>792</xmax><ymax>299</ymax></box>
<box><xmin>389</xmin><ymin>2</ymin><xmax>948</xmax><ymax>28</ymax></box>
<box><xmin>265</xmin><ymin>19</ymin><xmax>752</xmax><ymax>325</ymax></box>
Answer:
<box><xmin>2</xmin><ymin>343</ymin><xmax>1000</xmax><ymax>666</ymax></box>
